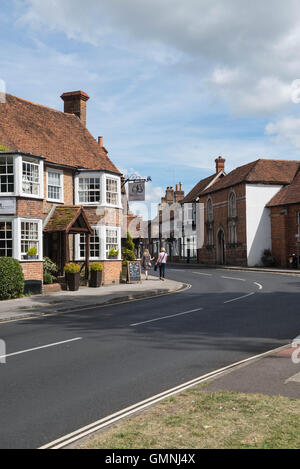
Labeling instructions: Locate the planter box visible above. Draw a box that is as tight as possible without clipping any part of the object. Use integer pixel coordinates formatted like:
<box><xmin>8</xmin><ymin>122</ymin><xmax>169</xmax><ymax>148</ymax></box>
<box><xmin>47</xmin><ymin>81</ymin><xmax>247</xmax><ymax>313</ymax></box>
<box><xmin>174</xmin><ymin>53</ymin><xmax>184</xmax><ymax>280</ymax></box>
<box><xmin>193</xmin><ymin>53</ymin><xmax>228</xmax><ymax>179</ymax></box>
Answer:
<box><xmin>66</xmin><ymin>272</ymin><xmax>80</xmax><ymax>291</ymax></box>
<box><xmin>23</xmin><ymin>255</ymin><xmax>39</xmax><ymax>261</ymax></box>
<box><xmin>89</xmin><ymin>270</ymin><xmax>103</xmax><ymax>288</ymax></box>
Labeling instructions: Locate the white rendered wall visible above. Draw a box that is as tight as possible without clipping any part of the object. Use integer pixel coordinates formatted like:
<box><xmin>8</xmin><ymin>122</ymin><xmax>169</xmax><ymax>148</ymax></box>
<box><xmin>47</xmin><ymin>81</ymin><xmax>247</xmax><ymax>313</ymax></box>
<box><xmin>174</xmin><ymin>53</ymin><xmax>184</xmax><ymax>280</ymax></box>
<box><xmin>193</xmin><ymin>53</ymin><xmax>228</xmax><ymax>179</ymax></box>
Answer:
<box><xmin>246</xmin><ymin>184</ymin><xmax>282</xmax><ymax>266</ymax></box>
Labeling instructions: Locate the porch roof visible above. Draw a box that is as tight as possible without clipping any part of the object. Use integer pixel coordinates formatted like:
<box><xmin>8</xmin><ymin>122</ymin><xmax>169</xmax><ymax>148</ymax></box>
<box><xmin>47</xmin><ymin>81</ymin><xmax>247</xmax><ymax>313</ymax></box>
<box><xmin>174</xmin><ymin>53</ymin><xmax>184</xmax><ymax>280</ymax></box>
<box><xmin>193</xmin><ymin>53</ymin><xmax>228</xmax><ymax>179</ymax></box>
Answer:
<box><xmin>44</xmin><ymin>206</ymin><xmax>93</xmax><ymax>234</ymax></box>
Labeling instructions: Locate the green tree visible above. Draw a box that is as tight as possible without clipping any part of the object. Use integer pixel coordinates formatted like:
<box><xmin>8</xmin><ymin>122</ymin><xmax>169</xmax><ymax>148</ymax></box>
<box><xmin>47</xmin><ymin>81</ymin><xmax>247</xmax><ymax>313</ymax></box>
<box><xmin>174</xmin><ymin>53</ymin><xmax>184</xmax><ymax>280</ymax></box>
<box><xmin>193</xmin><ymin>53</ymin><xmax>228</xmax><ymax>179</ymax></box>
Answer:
<box><xmin>122</xmin><ymin>232</ymin><xmax>136</xmax><ymax>262</ymax></box>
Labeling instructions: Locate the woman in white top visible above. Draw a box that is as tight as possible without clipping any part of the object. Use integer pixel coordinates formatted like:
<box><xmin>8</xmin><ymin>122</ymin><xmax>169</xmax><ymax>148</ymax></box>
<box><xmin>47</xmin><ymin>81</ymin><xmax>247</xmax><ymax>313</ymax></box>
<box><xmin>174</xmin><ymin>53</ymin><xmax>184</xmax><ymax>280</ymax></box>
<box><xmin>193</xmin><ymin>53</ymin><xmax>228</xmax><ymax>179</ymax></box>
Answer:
<box><xmin>156</xmin><ymin>248</ymin><xmax>168</xmax><ymax>281</ymax></box>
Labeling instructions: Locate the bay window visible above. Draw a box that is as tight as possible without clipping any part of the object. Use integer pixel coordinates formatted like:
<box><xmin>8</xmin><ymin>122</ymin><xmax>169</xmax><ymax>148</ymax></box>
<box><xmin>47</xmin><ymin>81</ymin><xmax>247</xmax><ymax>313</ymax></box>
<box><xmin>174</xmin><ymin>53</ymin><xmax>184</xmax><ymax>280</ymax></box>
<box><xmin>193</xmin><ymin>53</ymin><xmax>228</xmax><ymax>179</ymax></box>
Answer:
<box><xmin>106</xmin><ymin>178</ymin><xmax>118</xmax><ymax>205</ymax></box>
<box><xmin>0</xmin><ymin>221</ymin><xmax>13</xmax><ymax>257</ymax></box>
<box><xmin>79</xmin><ymin>229</ymin><xmax>101</xmax><ymax>259</ymax></box>
<box><xmin>22</xmin><ymin>159</ymin><xmax>40</xmax><ymax>196</ymax></box>
<box><xmin>21</xmin><ymin>221</ymin><xmax>40</xmax><ymax>260</ymax></box>
<box><xmin>78</xmin><ymin>177</ymin><xmax>101</xmax><ymax>204</ymax></box>
<box><xmin>0</xmin><ymin>156</ymin><xmax>14</xmax><ymax>194</ymax></box>
<box><xmin>106</xmin><ymin>228</ymin><xmax>119</xmax><ymax>258</ymax></box>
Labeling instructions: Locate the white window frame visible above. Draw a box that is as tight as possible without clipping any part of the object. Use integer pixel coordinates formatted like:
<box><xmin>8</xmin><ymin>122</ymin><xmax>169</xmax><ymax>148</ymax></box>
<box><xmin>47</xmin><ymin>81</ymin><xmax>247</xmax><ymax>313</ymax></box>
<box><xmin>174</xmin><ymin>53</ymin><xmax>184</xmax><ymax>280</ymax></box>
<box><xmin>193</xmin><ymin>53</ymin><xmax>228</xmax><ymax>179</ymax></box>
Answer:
<box><xmin>74</xmin><ymin>172</ymin><xmax>102</xmax><ymax>206</ymax></box>
<box><xmin>0</xmin><ymin>217</ymin><xmax>43</xmax><ymax>261</ymax></box>
<box><xmin>0</xmin><ymin>156</ymin><xmax>15</xmax><ymax>196</ymax></box>
<box><xmin>0</xmin><ymin>154</ymin><xmax>44</xmax><ymax>199</ymax></box>
<box><xmin>0</xmin><ymin>219</ymin><xmax>13</xmax><ymax>257</ymax></box>
<box><xmin>46</xmin><ymin>168</ymin><xmax>64</xmax><ymax>203</ymax></box>
<box><xmin>17</xmin><ymin>218</ymin><xmax>43</xmax><ymax>262</ymax></box>
<box><xmin>75</xmin><ymin>227</ymin><xmax>102</xmax><ymax>261</ymax></box>
<box><xmin>75</xmin><ymin>225</ymin><xmax>121</xmax><ymax>261</ymax></box>
<box><xmin>105</xmin><ymin>226</ymin><xmax>121</xmax><ymax>260</ymax></box>
<box><xmin>105</xmin><ymin>176</ymin><xmax>120</xmax><ymax>206</ymax></box>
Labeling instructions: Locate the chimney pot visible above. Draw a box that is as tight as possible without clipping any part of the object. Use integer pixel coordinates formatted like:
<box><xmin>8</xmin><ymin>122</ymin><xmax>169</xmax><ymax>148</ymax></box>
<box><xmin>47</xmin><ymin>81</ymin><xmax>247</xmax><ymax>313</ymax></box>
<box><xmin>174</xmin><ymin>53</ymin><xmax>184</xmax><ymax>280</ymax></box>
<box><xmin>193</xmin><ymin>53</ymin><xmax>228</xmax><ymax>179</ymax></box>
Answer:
<box><xmin>61</xmin><ymin>90</ymin><xmax>90</xmax><ymax>127</ymax></box>
<box><xmin>215</xmin><ymin>156</ymin><xmax>226</xmax><ymax>174</ymax></box>
<box><xmin>98</xmin><ymin>136</ymin><xmax>103</xmax><ymax>147</ymax></box>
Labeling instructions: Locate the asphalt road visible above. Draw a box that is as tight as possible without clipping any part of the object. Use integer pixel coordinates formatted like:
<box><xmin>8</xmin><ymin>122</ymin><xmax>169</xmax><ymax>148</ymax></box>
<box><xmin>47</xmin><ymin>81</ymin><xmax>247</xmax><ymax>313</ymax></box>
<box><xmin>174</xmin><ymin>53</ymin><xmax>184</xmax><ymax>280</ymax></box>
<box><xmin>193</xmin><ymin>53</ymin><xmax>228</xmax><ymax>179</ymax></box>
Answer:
<box><xmin>0</xmin><ymin>267</ymin><xmax>299</xmax><ymax>449</ymax></box>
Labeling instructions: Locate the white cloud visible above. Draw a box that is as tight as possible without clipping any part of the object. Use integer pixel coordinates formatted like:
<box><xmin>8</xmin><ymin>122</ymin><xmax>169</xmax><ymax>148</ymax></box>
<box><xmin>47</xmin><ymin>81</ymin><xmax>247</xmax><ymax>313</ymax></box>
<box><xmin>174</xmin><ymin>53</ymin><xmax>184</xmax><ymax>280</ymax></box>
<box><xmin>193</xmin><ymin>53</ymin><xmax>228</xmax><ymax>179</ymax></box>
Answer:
<box><xmin>265</xmin><ymin>117</ymin><xmax>300</xmax><ymax>149</ymax></box>
<box><xmin>19</xmin><ymin>0</ymin><xmax>300</xmax><ymax>114</ymax></box>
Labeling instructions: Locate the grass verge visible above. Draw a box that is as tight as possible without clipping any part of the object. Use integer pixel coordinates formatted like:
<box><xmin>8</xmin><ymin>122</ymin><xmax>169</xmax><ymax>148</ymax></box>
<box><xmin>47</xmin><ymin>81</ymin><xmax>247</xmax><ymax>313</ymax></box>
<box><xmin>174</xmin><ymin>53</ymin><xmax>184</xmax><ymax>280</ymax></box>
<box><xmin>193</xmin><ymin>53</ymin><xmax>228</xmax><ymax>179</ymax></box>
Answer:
<box><xmin>78</xmin><ymin>388</ymin><xmax>300</xmax><ymax>449</ymax></box>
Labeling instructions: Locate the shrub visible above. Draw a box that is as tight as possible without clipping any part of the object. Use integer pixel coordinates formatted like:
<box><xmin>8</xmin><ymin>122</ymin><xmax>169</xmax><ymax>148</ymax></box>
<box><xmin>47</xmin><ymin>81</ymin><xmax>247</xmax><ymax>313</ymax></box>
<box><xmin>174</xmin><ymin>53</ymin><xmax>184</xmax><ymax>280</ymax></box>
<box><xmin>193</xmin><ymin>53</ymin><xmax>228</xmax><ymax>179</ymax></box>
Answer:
<box><xmin>90</xmin><ymin>262</ymin><xmax>103</xmax><ymax>272</ymax></box>
<box><xmin>0</xmin><ymin>258</ymin><xmax>24</xmax><ymax>300</ymax></box>
<box><xmin>64</xmin><ymin>263</ymin><xmax>80</xmax><ymax>274</ymax></box>
<box><xmin>108</xmin><ymin>248</ymin><xmax>119</xmax><ymax>258</ymax></box>
<box><xmin>43</xmin><ymin>257</ymin><xmax>58</xmax><ymax>283</ymax></box>
<box><xmin>43</xmin><ymin>273</ymin><xmax>53</xmax><ymax>285</ymax></box>
<box><xmin>27</xmin><ymin>246</ymin><xmax>37</xmax><ymax>256</ymax></box>
<box><xmin>123</xmin><ymin>232</ymin><xmax>136</xmax><ymax>262</ymax></box>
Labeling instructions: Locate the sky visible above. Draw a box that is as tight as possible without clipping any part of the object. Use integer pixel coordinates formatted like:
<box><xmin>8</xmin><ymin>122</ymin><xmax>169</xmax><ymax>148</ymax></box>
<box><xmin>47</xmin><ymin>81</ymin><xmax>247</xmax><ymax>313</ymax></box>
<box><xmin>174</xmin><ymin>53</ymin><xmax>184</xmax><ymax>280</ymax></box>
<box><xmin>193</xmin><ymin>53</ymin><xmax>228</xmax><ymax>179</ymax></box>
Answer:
<box><xmin>2</xmin><ymin>0</ymin><xmax>300</xmax><ymax>210</ymax></box>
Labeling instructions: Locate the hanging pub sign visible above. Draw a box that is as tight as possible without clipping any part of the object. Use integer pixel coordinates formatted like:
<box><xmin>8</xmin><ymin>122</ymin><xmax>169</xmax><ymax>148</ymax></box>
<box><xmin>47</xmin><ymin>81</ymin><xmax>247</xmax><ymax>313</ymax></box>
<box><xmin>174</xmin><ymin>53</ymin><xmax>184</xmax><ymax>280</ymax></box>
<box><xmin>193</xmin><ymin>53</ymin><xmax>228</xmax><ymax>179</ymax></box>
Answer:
<box><xmin>128</xmin><ymin>181</ymin><xmax>146</xmax><ymax>202</ymax></box>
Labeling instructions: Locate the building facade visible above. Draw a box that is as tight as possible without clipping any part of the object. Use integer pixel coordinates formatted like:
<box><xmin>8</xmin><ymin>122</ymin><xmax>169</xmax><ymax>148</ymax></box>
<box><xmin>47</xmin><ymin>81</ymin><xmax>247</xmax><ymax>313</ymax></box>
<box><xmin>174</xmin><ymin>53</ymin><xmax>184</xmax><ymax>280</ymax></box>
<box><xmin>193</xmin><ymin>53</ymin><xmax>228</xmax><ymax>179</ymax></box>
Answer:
<box><xmin>181</xmin><ymin>157</ymin><xmax>300</xmax><ymax>267</ymax></box>
<box><xmin>0</xmin><ymin>91</ymin><xmax>123</xmax><ymax>287</ymax></box>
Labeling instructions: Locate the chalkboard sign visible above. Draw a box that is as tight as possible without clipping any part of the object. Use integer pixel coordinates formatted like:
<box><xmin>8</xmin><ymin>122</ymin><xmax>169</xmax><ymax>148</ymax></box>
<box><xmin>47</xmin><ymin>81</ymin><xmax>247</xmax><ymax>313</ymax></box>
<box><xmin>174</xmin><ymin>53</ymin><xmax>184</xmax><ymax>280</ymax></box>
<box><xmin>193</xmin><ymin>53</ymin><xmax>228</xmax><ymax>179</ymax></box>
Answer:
<box><xmin>127</xmin><ymin>261</ymin><xmax>142</xmax><ymax>283</ymax></box>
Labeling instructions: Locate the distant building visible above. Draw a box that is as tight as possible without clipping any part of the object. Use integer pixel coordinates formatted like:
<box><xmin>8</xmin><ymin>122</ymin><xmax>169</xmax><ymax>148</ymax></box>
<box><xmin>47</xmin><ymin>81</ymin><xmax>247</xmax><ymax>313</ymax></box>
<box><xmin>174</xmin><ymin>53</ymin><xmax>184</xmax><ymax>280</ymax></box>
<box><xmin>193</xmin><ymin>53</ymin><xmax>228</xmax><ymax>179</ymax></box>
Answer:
<box><xmin>182</xmin><ymin>157</ymin><xmax>300</xmax><ymax>267</ymax></box>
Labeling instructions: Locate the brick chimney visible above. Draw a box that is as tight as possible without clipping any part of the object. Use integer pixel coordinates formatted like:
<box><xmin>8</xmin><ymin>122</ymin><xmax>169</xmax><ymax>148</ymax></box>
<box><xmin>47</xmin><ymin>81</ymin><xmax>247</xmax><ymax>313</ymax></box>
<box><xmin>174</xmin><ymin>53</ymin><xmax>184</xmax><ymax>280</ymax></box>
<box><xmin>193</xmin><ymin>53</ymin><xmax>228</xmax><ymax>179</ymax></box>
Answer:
<box><xmin>215</xmin><ymin>156</ymin><xmax>226</xmax><ymax>174</ymax></box>
<box><xmin>175</xmin><ymin>182</ymin><xmax>184</xmax><ymax>203</ymax></box>
<box><xmin>61</xmin><ymin>90</ymin><xmax>90</xmax><ymax>127</ymax></box>
<box><xmin>98</xmin><ymin>136</ymin><xmax>103</xmax><ymax>147</ymax></box>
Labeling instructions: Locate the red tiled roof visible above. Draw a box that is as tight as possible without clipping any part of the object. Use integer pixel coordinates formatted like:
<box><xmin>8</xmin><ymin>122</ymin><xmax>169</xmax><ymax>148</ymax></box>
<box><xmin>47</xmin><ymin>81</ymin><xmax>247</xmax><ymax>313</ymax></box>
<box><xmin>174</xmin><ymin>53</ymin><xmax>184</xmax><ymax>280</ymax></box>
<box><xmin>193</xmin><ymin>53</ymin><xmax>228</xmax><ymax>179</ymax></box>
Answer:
<box><xmin>181</xmin><ymin>174</ymin><xmax>217</xmax><ymax>203</ymax></box>
<box><xmin>201</xmin><ymin>159</ymin><xmax>300</xmax><ymax>195</ymax></box>
<box><xmin>0</xmin><ymin>94</ymin><xmax>120</xmax><ymax>174</ymax></box>
<box><xmin>267</xmin><ymin>168</ymin><xmax>300</xmax><ymax>207</ymax></box>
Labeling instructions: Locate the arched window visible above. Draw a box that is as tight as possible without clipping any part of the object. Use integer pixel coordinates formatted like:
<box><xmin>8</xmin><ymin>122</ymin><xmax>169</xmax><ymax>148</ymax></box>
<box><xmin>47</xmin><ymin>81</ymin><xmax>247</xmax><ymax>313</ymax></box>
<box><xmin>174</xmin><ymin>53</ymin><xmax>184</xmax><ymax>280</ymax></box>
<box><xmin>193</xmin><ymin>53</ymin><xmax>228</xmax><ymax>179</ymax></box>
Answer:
<box><xmin>207</xmin><ymin>198</ymin><xmax>213</xmax><ymax>222</ymax></box>
<box><xmin>229</xmin><ymin>192</ymin><xmax>236</xmax><ymax>218</ymax></box>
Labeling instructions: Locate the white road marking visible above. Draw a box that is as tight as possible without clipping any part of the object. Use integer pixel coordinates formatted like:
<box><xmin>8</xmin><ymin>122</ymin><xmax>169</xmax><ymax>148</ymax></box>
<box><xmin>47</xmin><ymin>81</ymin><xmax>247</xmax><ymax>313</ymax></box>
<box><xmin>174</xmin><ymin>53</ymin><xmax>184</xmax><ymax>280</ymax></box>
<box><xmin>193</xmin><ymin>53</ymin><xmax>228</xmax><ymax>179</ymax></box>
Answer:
<box><xmin>0</xmin><ymin>337</ymin><xmax>82</xmax><ymax>360</ymax></box>
<box><xmin>193</xmin><ymin>272</ymin><xmax>212</xmax><ymax>277</ymax></box>
<box><xmin>285</xmin><ymin>372</ymin><xmax>300</xmax><ymax>384</ymax></box>
<box><xmin>222</xmin><ymin>276</ymin><xmax>246</xmax><ymax>282</ymax></box>
<box><xmin>254</xmin><ymin>282</ymin><xmax>263</xmax><ymax>290</ymax></box>
<box><xmin>40</xmin><ymin>343</ymin><xmax>290</xmax><ymax>450</ymax></box>
<box><xmin>224</xmin><ymin>292</ymin><xmax>255</xmax><ymax>304</ymax></box>
<box><xmin>130</xmin><ymin>308</ymin><xmax>203</xmax><ymax>327</ymax></box>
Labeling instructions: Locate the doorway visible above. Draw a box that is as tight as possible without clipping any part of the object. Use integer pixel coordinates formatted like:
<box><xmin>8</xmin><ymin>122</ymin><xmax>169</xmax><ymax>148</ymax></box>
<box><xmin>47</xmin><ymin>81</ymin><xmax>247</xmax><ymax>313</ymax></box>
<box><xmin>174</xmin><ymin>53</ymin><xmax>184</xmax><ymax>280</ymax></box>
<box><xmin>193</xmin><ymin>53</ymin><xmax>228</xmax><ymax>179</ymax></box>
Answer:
<box><xmin>217</xmin><ymin>228</ymin><xmax>225</xmax><ymax>265</ymax></box>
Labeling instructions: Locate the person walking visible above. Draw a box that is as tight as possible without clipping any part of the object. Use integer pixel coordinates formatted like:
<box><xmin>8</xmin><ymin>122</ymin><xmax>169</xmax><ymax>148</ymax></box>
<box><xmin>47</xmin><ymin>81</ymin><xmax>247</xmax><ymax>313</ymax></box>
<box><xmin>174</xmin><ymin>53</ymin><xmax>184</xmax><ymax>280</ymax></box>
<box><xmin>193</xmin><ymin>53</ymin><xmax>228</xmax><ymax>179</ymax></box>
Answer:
<box><xmin>141</xmin><ymin>249</ymin><xmax>155</xmax><ymax>280</ymax></box>
<box><xmin>156</xmin><ymin>247</ymin><xmax>168</xmax><ymax>281</ymax></box>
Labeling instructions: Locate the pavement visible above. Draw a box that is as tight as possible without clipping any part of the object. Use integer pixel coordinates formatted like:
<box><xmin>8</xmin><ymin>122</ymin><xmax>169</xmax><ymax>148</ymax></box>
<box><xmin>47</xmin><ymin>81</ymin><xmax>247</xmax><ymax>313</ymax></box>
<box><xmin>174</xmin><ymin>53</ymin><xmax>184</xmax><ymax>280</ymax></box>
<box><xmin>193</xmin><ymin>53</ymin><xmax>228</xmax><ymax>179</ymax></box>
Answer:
<box><xmin>203</xmin><ymin>344</ymin><xmax>300</xmax><ymax>400</ymax></box>
<box><xmin>169</xmin><ymin>262</ymin><xmax>300</xmax><ymax>276</ymax></box>
<box><xmin>0</xmin><ymin>276</ymin><xmax>184</xmax><ymax>323</ymax></box>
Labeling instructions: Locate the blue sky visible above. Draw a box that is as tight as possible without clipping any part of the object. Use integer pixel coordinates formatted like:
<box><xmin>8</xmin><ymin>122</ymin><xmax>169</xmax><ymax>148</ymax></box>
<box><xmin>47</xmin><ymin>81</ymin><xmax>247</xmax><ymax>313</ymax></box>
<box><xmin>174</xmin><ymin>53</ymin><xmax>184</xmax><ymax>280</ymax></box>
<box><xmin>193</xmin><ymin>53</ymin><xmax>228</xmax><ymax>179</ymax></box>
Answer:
<box><xmin>2</xmin><ymin>0</ymin><xmax>300</xmax><ymax>209</ymax></box>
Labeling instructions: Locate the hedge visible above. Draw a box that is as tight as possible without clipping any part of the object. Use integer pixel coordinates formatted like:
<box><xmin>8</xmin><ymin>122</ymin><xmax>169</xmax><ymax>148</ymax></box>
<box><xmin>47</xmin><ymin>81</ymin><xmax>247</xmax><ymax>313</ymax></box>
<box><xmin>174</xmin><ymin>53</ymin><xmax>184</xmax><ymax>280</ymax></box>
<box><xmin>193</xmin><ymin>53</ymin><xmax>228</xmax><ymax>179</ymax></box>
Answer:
<box><xmin>0</xmin><ymin>258</ymin><xmax>24</xmax><ymax>300</ymax></box>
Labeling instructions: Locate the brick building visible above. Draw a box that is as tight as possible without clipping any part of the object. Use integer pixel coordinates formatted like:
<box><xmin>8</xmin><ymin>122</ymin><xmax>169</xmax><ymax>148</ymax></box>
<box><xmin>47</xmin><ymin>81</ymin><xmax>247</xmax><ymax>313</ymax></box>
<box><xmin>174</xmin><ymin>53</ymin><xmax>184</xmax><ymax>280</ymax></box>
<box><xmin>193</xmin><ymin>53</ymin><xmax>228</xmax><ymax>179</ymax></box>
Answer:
<box><xmin>267</xmin><ymin>168</ymin><xmax>300</xmax><ymax>267</ymax></box>
<box><xmin>182</xmin><ymin>157</ymin><xmax>300</xmax><ymax>267</ymax></box>
<box><xmin>0</xmin><ymin>91</ymin><xmax>123</xmax><ymax>287</ymax></box>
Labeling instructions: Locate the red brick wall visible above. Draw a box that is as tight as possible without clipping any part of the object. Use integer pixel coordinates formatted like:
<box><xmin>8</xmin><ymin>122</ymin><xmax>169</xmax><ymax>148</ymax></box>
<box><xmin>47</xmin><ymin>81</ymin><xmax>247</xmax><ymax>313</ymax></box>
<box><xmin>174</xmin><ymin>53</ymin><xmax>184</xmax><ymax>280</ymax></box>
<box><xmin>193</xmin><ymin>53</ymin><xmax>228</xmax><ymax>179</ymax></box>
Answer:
<box><xmin>84</xmin><ymin>207</ymin><xmax>122</xmax><ymax>227</ymax></box>
<box><xmin>197</xmin><ymin>183</ymin><xmax>247</xmax><ymax>265</ymax></box>
<box><xmin>270</xmin><ymin>203</ymin><xmax>300</xmax><ymax>266</ymax></box>
<box><xmin>21</xmin><ymin>262</ymin><xmax>43</xmax><ymax>282</ymax></box>
<box><xmin>17</xmin><ymin>199</ymin><xmax>44</xmax><ymax>218</ymax></box>
<box><xmin>101</xmin><ymin>261</ymin><xmax>122</xmax><ymax>284</ymax></box>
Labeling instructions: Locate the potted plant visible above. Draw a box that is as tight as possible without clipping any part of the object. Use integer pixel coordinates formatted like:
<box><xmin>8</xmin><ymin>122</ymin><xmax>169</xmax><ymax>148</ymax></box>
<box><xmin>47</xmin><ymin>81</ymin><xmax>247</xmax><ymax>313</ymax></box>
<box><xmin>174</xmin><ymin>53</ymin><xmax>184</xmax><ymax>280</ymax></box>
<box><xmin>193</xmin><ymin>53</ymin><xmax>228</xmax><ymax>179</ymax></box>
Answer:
<box><xmin>25</xmin><ymin>246</ymin><xmax>38</xmax><ymax>260</ymax></box>
<box><xmin>89</xmin><ymin>262</ymin><xmax>103</xmax><ymax>288</ymax></box>
<box><xmin>64</xmin><ymin>263</ymin><xmax>81</xmax><ymax>291</ymax></box>
<box><xmin>108</xmin><ymin>248</ymin><xmax>119</xmax><ymax>259</ymax></box>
